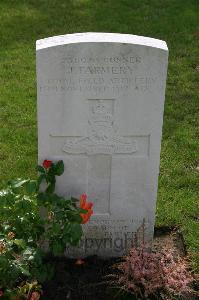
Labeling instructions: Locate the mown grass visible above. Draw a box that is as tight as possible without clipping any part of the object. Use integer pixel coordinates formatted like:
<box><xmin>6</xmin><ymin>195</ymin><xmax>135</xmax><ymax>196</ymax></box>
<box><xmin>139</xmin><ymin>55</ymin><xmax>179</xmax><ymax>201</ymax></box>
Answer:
<box><xmin>0</xmin><ymin>0</ymin><xmax>198</xmax><ymax>270</ymax></box>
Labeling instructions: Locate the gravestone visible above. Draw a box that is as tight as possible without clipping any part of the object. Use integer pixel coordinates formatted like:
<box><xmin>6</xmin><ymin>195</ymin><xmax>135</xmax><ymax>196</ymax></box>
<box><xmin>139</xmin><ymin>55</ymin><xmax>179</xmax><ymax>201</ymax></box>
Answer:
<box><xmin>36</xmin><ymin>32</ymin><xmax>168</xmax><ymax>257</ymax></box>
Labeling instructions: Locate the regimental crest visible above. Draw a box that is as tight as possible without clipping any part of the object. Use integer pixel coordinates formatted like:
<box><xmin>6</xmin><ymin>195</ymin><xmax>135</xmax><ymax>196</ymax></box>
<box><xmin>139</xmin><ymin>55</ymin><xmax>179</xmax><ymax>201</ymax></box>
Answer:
<box><xmin>62</xmin><ymin>99</ymin><xmax>137</xmax><ymax>155</ymax></box>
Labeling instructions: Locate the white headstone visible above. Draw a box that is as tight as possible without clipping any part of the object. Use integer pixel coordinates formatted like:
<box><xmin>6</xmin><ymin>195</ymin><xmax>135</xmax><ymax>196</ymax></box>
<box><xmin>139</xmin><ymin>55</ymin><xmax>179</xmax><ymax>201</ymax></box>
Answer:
<box><xmin>36</xmin><ymin>32</ymin><xmax>168</xmax><ymax>257</ymax></box>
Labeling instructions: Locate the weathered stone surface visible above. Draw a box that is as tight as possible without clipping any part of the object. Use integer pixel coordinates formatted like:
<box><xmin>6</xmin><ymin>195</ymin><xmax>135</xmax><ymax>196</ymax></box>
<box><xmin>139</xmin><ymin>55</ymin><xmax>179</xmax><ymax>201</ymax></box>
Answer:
<box><xmin>36</xmin><ymin>32</ymin><xmax>168</xmax><ymax>257</ymax></box>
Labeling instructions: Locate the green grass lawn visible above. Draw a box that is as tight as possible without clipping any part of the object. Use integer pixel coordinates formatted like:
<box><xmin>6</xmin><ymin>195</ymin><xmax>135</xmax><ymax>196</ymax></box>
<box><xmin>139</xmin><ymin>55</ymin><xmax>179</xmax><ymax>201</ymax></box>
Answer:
<box><xmin>0</xmin><ymin>0</ymin><xmax>198</xmax><ymax>270</ymax></box>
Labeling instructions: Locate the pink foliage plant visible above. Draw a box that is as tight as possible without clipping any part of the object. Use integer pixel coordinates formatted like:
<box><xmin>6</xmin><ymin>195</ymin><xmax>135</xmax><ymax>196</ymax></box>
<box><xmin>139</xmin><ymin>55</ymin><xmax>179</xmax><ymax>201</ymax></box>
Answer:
<box><xmin>113</xmin><ymin>245</ymin><xmax>197</xmax><ymax>299</ymax></box>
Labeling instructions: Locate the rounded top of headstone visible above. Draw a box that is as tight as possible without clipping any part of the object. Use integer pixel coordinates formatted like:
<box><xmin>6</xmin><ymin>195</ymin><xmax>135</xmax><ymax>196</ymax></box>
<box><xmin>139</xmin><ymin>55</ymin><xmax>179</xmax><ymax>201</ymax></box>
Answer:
<box><xmin>36</xmin><ymin>32</ymin><xmax>168</xmax><ymax>51</ymax></box>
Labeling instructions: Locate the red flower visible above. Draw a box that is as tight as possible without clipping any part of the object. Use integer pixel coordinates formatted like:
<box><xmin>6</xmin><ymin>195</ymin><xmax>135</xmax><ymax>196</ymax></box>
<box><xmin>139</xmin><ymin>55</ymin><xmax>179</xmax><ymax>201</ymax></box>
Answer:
<box><xmin>80</xmin><ymin>194</ymin><xmax>93</xmax><ymax>224</ymax></box>
<box><xmin>75</xmin><ymin>258</ymin><xmax>85</xmax><ymax>265</ymax></box>
<box><xmin>0</xmin><ymin>290</ymin><xmax>4</xmax><ymax>297</ymax></box>
<box><xmin>29</xmin><ymin>291</ymin><xmax>40</xmax><ymax>300</ymax></box>
<box><xmin>43</xmin><ymin>159</ymin><xmax>52</xmax><ymax>169</ymax></box>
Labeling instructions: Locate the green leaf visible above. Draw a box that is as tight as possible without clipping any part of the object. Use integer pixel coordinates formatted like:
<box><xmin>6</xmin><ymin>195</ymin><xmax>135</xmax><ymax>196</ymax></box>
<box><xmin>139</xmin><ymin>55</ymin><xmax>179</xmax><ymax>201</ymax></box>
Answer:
<box><xmin>69</xmin><ymin>223</ymin><xmax>83</xmax><ymax>245</ymax></box>
<box><xmin>23</xmin><ymin>248</ymin><xmax>33</xmax><ymax>256</ymax></box>
<box><xmin>19</xmin><ymin>265</ymin><xmax>30</xmax><ymax>276</ymax></box>
<box><xmin>46</xmin><ymin>182</ymin><xmax>55</xmax><ymax>194</ymax></box>
<box><xmin>32</xmin><ymin>263</ymin><xmax>54</xmax><ymax>282</ymax></box>
<box><xmin>51</xmin><ymin>223</ymin><xmax>61</xmax><ymax>235</ymax></box>
<box><xmin>52</xmin><ymin>242</ymin><xmax>64</xmax><ymax>256</ymax></box>
<box><xmin>37</xmin><ymin>192</ymin><xmax>47</xmax><ymax>202</ymax></box>
<box><xmin>13</xmin><ymin>239</ymin><xmax>26</xmax><ymax>249</ymax></box>
<box><xmin>37</xmin><ymin>174</ymin><xmax>46</xmax><ymax>186</ymax></box>
<box><xmin>63</xmin><ymin>223</ymin><xmax>71</xmax><ymax>235</ymax></box>
<box><xmin>54</xmin><ymin>160</ymin><xmax>64</xmax><ymax>176</ymax></box>
<box><xmin>2</xmin><ymin>224</ymin><xmax>11</xmax><ymax>232</ymax></box>
<box><xmin>15</xmin><ymin>198</ymin><xmax>31</xmax><ymax>211</ymax></box>
<box><xmin>67</xmin><ymin>212</ymin><xmax>83</xmax><ymax>223</ymax></box>
<box><xmin>55</xmin><ymin>210</ymin><xmax>65</xmax><ymax>220</ymax></box>
<box><xmin>28</xmin><ymin>255</ymin><xmax>34</xmax><ymax>261</ymax></box>
<box><xmin>71</xmin><ymin>197</ymin><xmax>79</xmax><ymax>203</ymax></box>
<box><xmin>64</xmin><ymin>203</ymin><xmax>77</xmax><ymax>211</ymax></box>
<box><xmin>46</xmin><ymin>172</ymin><xmax>55</xmax><ymax>183</ymax></box>
<box><xmin>25</xmin><ymin>180</ymin><xmax>37</xmax><ymax>195</ymax></box>
<box><xmin>78</xmin><ymin>208</ymin><xmax>88</xmax><ymax>214</ymax></box>
<box><xmin>0</xmin><ymin>189</ymin><xmax>10</xmax><ymax>197</ymax></box>
<box><xmin>36</xmin><ymin>165</ymin><xmax>46</xmax><ymax>173</ymax></box>
<box><xmin>8</xmin><ymin>178</ymin><xmax>29</xmax><ymax>189</ymax></box>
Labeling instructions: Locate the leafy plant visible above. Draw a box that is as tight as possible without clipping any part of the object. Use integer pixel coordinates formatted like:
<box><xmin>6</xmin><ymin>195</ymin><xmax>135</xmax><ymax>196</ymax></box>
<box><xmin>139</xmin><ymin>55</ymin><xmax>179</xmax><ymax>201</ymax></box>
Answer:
<box><xmin>0</xmin><ymin>178</ymin><xmax>44</xmax><ymax>246</ymax></box>
<box><xmin>36</xmin><ymin>160</ymin><xmax>93</xmax><ymax>255</ymax></box>
<box><xmin>0</xmin><ymin>178</ymin><xmax>46</xmax><ymax>294</ymax></box>
<box><xmin>0</xmin><ymin>159</ymin><xmax>93</xmax><ymax>298</ymax></box>
<box><xmin>0</xmin><ymin>210</ymin><xmax>52</xmax><ymax>299</ymax></box>
<box><xmin>36</xmin><ymin>159</ymin><xmax>64</xmax><ymax>194</ymax></box>
<box><xmin>111</xmin><ymin>245</ymin><xmax>198</xmax><ymax>299</ymax></box>
<box><xmin>2</xmin><ymin>281</ymin><xmax>42</xmax><ymax>300</ymax></box>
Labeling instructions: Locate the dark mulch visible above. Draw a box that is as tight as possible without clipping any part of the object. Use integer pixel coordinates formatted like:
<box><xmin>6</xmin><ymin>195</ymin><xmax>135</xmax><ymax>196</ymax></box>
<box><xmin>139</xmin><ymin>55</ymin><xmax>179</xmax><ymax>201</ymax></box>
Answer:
<box><xmin>41</xmin><ymin>255</ymin><xmax>120</xmax><ymax>300</ymax></box>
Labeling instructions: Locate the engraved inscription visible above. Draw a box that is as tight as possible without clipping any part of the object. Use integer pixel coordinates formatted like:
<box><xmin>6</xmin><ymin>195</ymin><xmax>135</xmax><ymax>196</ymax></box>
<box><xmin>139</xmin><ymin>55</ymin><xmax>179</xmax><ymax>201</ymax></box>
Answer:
<box><xmin>61</xmin><ymin>55</ymin><xmax>142</xmax><ymax>64</ymax></box>
<box><xmin>39</xmin><ymin>76</ymin><xmax>157</xmax><ymax>94</ymax></box>
<box><xmin>65</xmin><ymin>218</ymin><xmax>149</xmax><ymax>256</ymax></box>
<box><xmin>38</xmin><ymin>53</ymin><xmax>161</xmax><ymax>95</ymax></box>
<box><xmin>62</xmin><ymin>99</ymin><xmax>137</xmax><ymax>155</ymax></box>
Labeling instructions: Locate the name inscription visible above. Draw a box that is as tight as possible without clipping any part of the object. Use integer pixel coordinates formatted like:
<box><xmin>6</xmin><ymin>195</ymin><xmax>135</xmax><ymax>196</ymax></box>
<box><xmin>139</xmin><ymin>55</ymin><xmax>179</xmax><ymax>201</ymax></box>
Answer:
<box><xmin>39</xmin><ymin>55</ymin><xmax>161</xmax><ymax>94</ymax></box>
